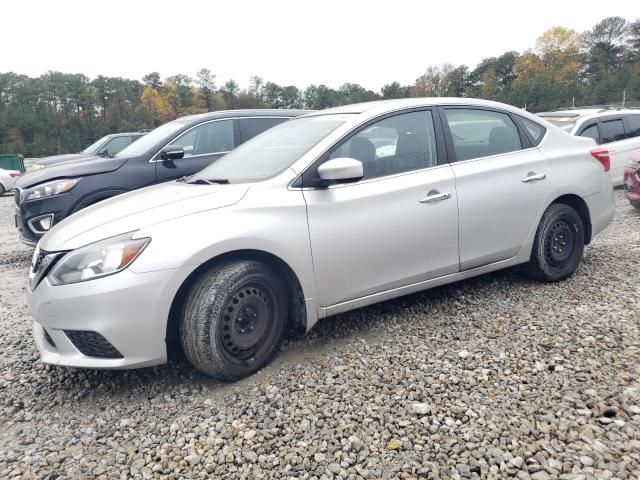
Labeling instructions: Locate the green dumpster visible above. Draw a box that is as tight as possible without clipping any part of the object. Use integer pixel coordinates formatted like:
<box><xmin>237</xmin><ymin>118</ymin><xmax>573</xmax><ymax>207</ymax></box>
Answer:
<box><xmin>0</xmin><ymin>154</ymin><xmax>25</xmax><ymax>173</ymax></box>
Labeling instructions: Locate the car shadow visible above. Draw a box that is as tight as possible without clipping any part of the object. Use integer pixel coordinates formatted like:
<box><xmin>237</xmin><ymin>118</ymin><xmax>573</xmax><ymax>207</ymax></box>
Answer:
<box><xmin>17</xmin><ymin>265</ymin><xmax>533</xmax><ymax>412</ymax></box>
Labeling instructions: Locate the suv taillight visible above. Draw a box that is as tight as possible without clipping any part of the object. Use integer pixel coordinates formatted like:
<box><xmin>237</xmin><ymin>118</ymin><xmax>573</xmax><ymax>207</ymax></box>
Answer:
<box><xmin>9</xmin><ymin>172</ymin><xmax>20</xmax><ymax>178</ymax></box>
<box><xmin>590</xmin><ymin>149</ymin><xmax>610</xmax><ymax>172</ymax></box>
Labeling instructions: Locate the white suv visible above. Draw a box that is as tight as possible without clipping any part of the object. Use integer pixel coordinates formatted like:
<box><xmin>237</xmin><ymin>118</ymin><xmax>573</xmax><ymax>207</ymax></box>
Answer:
<box><xmin>537</xmin><ymin>108</ymin><xmax>640</xmax><ymax>185</ymax></box>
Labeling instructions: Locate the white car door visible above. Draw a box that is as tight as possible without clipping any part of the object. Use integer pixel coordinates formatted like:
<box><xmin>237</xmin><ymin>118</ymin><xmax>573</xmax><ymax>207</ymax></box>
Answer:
<box><xmin>598</xmin><ymin>116</ymin><xmax>634</xmax><ymax>185</ymax></box>
<box><xmin>441</xmin><ymin>107</ymin><xmax>551</xmax><ymax>271</ymax></box>
<box><xmin>302</xmin><ymin>109</ymin><xmax>460</xmax><ymax>307</ymax></box>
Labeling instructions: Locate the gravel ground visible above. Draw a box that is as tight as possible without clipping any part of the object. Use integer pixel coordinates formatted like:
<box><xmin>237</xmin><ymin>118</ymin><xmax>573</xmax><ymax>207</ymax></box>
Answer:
<box><xmin>0</xmin><ymin>190</ymin><xmax>638</xmax><ymax>480</ymax></box>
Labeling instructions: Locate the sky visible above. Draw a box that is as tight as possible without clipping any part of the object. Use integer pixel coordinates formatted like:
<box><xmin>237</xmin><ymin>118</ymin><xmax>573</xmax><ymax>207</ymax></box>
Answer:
<box><xmin>1</xmin><ymin>0</ymin><xmax>638</xmax><ymax>91</ymax></box>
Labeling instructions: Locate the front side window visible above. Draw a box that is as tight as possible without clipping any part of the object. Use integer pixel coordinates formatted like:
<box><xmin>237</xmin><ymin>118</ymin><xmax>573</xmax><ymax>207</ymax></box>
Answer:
<box><xmin>600</xmin><ymin>119</ymin><xmax>625</xmax><ymax>144</ymax></box>
<box><xmin>444</xmin><ymin>108</ymin><xmax>522</xmax><ymax>161</ymax></box>
<box><xmin>172</xmin><ymin>120</ymin><xmax>234</xmax><ymax>157</ymax></box>
<box><xmin>329</xmin><ymin>110</ymin><xmax>438</xmax><ymax>179</ymax></box>
<box><xmin>579</xmin><ymin>124</ymin><xmax>600</xmax><ymax>143</ymax></box>
<box><xmin>82</xmin><ymin>135</ymin><xmax>111</xmax><ymax>154</ymax></box>
<box><xmin>626</xmin><ymin>114</ymin><xmax>640</xmax><ymax>138</ymax></box>
<box><xmin>116</xmin><ymin>120</ymin><xmax>188</xmax><ymax>158</ymax></box>
<box><xmin>103</xmin><ymin>136</ymin><xmax>133</xmax><ymax>155</ymax></box>
<box><xmin>189</xmin><ymin>114</ymin><xmax>349</xmax><ymax>184</ymax></box>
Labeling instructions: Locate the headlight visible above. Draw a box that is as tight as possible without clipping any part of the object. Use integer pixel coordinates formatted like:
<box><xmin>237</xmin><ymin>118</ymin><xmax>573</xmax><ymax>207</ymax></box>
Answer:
<box><xmin>24</xmin><ymin>178</ymin><xmax>79</xmax><ymax>201</ymax></box>
<box><xmin>48</xmin><ymin>233</ymin><xmax>150</xmax><ymax>286</ymax></box>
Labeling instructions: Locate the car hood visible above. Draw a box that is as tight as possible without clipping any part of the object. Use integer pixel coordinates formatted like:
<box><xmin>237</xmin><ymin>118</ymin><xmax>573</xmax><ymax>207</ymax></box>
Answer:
<box><xmin>16</xmin><ymin>155</ymin><xmax>127</xmax><ymax>189</ymax></box>
<box><xmin>39</xmin><ymin>181</ymin><xmax>250</xmax><ymax>251</ymax></box>
<box><xmin>35</xmin><ymin>153</ymin><xmax>89</xmax><ymax>166</ymax></box>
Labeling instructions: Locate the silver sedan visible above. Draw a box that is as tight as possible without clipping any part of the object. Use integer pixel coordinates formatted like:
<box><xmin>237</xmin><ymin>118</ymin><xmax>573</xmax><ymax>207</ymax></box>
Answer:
<box><xmin>27</xmin><ymin>98</ymin><xmax>615</xmax><ymax>380</ymax></box>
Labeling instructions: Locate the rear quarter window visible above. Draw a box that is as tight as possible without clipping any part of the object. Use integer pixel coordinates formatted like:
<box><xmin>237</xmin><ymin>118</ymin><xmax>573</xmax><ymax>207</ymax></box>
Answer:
<box><xmin>518</xmin><ymin>117</ymin><xmax>546</xmax><ymax>146</ymax></box>
<box><xmin>626</xmin><ymin>114</ymin><xmax>640</xmax><ymax>138</ymax></box>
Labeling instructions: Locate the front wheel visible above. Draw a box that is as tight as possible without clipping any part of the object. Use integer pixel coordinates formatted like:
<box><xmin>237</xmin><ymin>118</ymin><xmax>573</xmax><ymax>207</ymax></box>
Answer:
<box><xmin>523</xmin><ymin>204</ymin><xmax>585</xmax><ymax>282</ymax></box>
<box><xmin>180</xmin><ymin>261</ymin><xmax>287</xmax><ymax>381</ymax></box>
<box><xmin>0</xmin><ymin>184</ymin><xmax>5</xmax><ymax>196</ymax></box>
<box><xmin>630</xmin><ymin>200</ymin><xmax>640</xmax><ymax>210</ymax></box>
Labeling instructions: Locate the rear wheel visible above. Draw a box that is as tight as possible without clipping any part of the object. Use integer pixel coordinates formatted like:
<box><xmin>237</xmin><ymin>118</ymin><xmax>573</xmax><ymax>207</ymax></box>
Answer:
<box><xmin>630</xmin><ymin>200</ymin><xmax>640</xmax><ymax>210</ymax></box>
<box><xmin>179</xmin><ymin>261</ymin><xmax>287</xmax><ymax>381</ymax></box>
<box><xmin>524</xmin><ymin>203</ymin><xmax>585</xmax><ymax>282</ymax></box>
<box><xmin>0</xmin><ymin>184</ymin><xmax>5</xmax><ymax>196</ymax></box>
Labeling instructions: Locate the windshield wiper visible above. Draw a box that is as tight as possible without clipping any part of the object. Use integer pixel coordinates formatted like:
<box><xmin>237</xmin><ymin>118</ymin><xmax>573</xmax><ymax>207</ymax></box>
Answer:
<box><xmin>186</xmin><ymin>178</ymin><xmax>230</xmax><ymax>185</ymax></box>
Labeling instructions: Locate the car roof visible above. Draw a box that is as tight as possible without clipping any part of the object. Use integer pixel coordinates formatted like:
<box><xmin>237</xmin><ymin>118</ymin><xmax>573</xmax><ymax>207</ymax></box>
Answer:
<box><xmin>175</xmin><ymin>109</ymin><xmax>310</xmax><ymax>127</ymax></box>
<box><xmin>107</xmin><ymin>132</ymin><xmax>147</xmax><ymax>137</ymax></box>
<box><xmin>301</xmin><ymin>97</ymin><xmax>541</xmax><ymax>122</ymax></box>
<box><xmin>537</xmin><ymin>107</ymin><xmax>640</xmax><ymax>122</ymax></box>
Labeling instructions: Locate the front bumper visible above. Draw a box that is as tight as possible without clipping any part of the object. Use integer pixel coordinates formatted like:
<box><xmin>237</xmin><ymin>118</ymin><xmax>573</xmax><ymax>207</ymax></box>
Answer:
<box><xmin>29</xmin><ymin>265</ymin><xmax>195</xmax><ymax>369</ymax></box>
<box><xmin>14</xmin><ymin>189</ymin><xmax>75</xmax><ymax>246</ymax></box>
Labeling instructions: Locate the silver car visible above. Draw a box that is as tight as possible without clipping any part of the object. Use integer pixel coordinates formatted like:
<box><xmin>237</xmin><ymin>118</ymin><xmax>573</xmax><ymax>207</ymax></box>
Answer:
<box><xmin>27</xmin><ymin>98</ymin><xmax>615</xmax><ymax>380</ymax></box>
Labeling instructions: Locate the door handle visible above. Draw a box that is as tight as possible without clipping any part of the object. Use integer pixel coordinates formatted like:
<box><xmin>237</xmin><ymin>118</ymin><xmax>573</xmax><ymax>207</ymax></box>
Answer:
<box><xmin>522</xmin><ymin>173</ymin><xmax>546</xmax><ymax>183</ymax></box>
<box><xmin>419</xmin><ymin>191</ymin><xmax>452</xmax><ymax>204</ymax></box>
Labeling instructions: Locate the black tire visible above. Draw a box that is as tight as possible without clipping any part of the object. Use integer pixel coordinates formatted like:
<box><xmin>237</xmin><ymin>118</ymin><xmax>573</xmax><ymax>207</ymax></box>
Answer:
<box><xmin>630</xmin><ymin>200</ymin><xmax>640</xmax><ymax>210</ymax></box>
<box><xmin>0</xmin><ymin>185</ymin><xmax>5</xmax><ymax>196</ymax></box>
<box><xmin>179</xmin><ymin>261</ymin><xmax>287</xmax><ymax>381</ymax></box>
<box><xmin>523</xmin><ymin>203</ymin><xmax>585</xmax><ymax>282</ymax></box>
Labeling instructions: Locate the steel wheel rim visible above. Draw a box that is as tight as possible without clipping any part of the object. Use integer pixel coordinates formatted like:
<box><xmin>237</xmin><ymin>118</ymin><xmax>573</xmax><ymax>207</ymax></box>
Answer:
<box><xmin>544</xmin><ymin>219</ymin><xmax>576</xmax><ymax>269</ymax></box>
<box><xmin>219</xmin><ymin>281</ymin><xmax>275</xmax><ymax>364</ymax></box>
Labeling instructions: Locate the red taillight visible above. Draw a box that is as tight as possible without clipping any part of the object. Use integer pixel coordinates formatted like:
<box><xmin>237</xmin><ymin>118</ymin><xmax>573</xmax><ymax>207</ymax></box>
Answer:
<box><xmin>590</xmin><ymin>149</ymin><xmax>610</xmax><ymax>172</ymax></box>
<box><xmin>9</xmin><ymin>172</ymin><xmax>20</xmax><ymax>178</ymax></box>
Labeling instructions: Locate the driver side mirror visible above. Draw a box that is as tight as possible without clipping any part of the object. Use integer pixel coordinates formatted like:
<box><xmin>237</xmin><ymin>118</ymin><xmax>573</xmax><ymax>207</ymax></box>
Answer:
<box><xmin>97</xmin><ymin>149</ymin><xmax>109</xmax><ymax>157</ymax></box>
<box><xmin>317</xmin><ymin>158</ymin><xmax>363</xmax><ymax>186</ymax></box>
<box><xmin>160</xmin><ymin>145</ymin><xmax>185</xmax><ymax>161</ymax></box>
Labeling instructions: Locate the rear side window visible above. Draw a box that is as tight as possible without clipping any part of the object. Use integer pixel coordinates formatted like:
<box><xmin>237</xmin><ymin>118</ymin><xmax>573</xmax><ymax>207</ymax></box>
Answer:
<box><xmin>600</xmin><ymin>119</ymin><xmax>625</xmax><ymax>144</ymax></box>
<box><xmin>239</xmin><ymin>118</ymin><xmax>287</xmax><ymax>144</ymax></box>
<box><xmin>627</xmin><ymin>114</ymin><xmax>640</xmax><ymax>138</ymax></box>
<box><xmin>519</xmin><ymin>117</ymin><xmax>546</xmax><ymax>145</ymax></box>
<box><xmin>444</xmin><ymin>108</ymin><xmax>522</xmax><ymax>161</ymax></box>
<box><xmin>579</xmin><ymin>124</ymin><xmax>600</xmax><ymax>143</ymax></box>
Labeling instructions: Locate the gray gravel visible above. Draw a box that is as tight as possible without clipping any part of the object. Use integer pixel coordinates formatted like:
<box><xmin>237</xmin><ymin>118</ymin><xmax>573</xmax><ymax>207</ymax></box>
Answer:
<box><xmin>0</xmin><ymin>190</ymin><xmax>639</xmax><ymax>479</ymax></box>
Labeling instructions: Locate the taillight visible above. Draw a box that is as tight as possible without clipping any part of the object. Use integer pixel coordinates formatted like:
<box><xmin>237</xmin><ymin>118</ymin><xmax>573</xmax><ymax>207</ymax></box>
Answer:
<box><xmin>9</xmin><ymin>172</ymin><xmax>20</xmax><ymax>178</ymax></box>
<box><xmin>590</xmin><ymin>149</ymin><xmax>610</xmax><ymax>172</ymax></box>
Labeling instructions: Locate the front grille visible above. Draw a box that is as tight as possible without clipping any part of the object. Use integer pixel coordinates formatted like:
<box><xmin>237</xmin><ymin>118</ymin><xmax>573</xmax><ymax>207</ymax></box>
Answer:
<box><xmin>43</xmin><ymin>329</ymin><xmax>56</xmax><ymax>349</ymax></box>
<box><xmin>14</xmin><ymin>187</ymin><xmax>21</xmax><ymax>205</ymax></box>
<box><xmin>64</xmin><ymin>330</ymin><xmax>124</xmax><ymax>359</ymax></box>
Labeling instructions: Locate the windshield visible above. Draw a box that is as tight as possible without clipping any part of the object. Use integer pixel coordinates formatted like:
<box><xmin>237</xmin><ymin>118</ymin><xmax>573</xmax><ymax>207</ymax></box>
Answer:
<box><xmin>189</xmin><ymin>115</ymin><xmax>350</xmax><ymax>184</ymax></box>
<box><xmin>115</xmin><ymin>120</ymin><xmax>188</xmax><ymax>158</ymax></box>
<box><xmin>538</xmin><ymin>116</ymin><xmax>577</xmax><ymax>132</ymax></box>
<box><xmin>82</xmin><ymin>135</ymin><xmax>110</xmax><ymax>154</ymax></box>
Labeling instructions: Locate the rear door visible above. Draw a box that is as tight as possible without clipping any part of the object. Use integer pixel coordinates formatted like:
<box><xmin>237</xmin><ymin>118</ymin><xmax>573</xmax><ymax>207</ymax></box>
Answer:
<box><xmin>155</xmin><ymin>119</ymin><xmax>236</xmax><ymax>182</ymax></box>
<box><xmin>440</xmin><ymin>107</ymin><xmax>551</xmax><ymax>271</ymax></box>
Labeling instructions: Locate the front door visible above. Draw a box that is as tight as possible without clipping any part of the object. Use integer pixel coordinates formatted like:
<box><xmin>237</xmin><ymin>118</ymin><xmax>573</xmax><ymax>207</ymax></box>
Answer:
<box><xmin>155</xmin><ymin>118</ymin><xmax>236</xmax><ymax>182</ymax></box>
<box><xmin>302</xmin><ymin>109</ymin><xmax>459</xmax><ymax>307</ymax></box>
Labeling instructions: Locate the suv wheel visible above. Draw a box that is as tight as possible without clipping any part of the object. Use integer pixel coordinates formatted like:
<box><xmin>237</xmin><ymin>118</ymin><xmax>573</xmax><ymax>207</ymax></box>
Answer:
<box><xmin>630</xmin><ymin>200</ymin><xmax>640</xmax><ymax>210</ymax></box>
<box><xmin>524</xmin><ymin>203</ymin><xmax>585</xmax><ymax>282</ymax></box>
<box><xmin>180</xmin><ymin>261</ymin><xmax>287</xmax><ymax>380</ymax></box>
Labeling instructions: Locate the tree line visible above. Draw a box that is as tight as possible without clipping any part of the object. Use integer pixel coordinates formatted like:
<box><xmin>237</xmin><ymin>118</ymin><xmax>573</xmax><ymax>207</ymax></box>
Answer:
<box><xmin>1</xmin><ymin>16</ymin><xmax>639</xmax><ymax>157</ymax></box>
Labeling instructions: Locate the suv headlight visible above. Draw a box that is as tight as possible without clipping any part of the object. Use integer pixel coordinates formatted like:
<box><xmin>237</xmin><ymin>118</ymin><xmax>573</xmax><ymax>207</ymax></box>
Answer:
<box><xmin>24</xmin><ymin>178</ymin><xmax>79</xmax><ymax>201</ymax></box>
<box><xmin>48</xmin><ymin>233</ymin><xmax>150</xmax><ymax>286</ymax></box>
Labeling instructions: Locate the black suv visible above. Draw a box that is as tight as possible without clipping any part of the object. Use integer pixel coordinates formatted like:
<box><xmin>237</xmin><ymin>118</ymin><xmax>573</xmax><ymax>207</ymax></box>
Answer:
<box><xmin>33</xmin><ymin>131</ymin><xmax>148</xmax><ymax>169</ymax></box>
<box><xmin>15</xmin><ymin>110</ymin><xmax>306</xmax><ymax>245</ymax></box>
